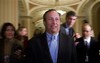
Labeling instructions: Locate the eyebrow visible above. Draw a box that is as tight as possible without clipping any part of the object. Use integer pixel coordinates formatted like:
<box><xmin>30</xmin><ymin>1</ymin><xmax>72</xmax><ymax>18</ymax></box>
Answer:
<box><xmin>82</xmin><ymin>30</ymin><xmax>91</xmax><ymax>32</ymax></box>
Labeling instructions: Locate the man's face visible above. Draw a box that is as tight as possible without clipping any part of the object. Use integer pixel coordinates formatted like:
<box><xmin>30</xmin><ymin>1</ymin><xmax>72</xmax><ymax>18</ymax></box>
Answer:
<box><xmin>66</xmin><ymin>16</ymin><xmax>77</xmax><ymax>28</ymax></box>
<box><xmin>82</xmin><ymin>25</ymin><xmax>92</xmax><ymax>38</ymax></box>
<box><xmin>44</xmin><ymin>11</ymin><xmax>60</xmax><ymax>34</ymax></box>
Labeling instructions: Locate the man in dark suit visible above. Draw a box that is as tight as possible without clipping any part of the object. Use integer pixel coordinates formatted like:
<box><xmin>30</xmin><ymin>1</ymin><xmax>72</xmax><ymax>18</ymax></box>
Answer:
<box><xmin>76</xmin><ymin>23</ymin><xmax>98</xmax><ymax>63</ymax></box>
<box><xmin>25</xmin><ymin>9</ymin><xmax>77</xmax><ymax>63</ymax></box>
<box><xmin>61</xmin><ymin>11</ymin><xmax>77</xmax><ymax>37</ymax></box>
<box><xmin>97</xmin><ymin>34</ymin><xmax>100</xmax><ymax>63</ymax></box>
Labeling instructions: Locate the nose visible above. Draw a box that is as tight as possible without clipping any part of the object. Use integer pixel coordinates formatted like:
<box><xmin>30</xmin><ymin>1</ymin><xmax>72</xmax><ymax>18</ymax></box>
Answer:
<box><xmin>52</xmin><ymin>19</ymin><xmax>57</xmax><ymax>24</ymax></box>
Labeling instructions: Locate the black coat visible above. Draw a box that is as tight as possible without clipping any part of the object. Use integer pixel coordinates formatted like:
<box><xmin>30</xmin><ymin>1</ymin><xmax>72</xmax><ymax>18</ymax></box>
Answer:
<box><xmin>76</xmin><ymin>37</ymin><xmax>98</xmax><ymax>63</ymax></box>
<box><xmin>25</xmin><ymin>31</ymin><xmax>77</xmax><ymax>63</ymax></box>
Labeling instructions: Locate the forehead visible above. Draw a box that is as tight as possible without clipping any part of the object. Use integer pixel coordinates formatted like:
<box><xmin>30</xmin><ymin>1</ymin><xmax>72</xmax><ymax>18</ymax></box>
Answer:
<box><xmin>21</xmin><ymin>28</ymin><xmax>27</xmax><ymax>30</ymax></box>
<box><xmin>46</xmin><ymin>11</ymin><xmax>59</xmax><ymax>17</ymax></box>
<box><xmin>6</xmin><ymin>26</ymin><xmax>13</xmax><ymax>29</ymax></box>
<box><xmin>67</xmin><ymin>16</ymin><xmax>77</xmax><ymax>19</ymax></box>
<box><xmin>83</xmin><ymin>25</ymin><xmax>91</xmax><ymax>30</ymax></box>
<box><xmin>23</xmin><ymin>28</ymin><xmax>27</xmax><ymax>30</ymax></box>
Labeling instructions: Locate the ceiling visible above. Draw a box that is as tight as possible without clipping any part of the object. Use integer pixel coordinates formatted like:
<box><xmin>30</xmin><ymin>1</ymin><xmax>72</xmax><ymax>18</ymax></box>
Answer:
<box><xmin>18</xmin><ymin>0</ymin><xmax>85</xmax><ymax>28</ymax></box>
<box><xmin>18</xmin><ymin>0</ymin><xmax>100</xmax><ymax>38</ymax></box>
<box><xmin>29</xmin><ymin>0</ymin><xmax>81</xmax><ymax>6</ymax></box>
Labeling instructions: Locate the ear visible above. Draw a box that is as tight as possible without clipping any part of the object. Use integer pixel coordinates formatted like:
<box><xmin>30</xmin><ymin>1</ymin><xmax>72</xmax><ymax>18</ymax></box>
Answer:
<box><xmin>90</xmin><ymin>30</ymin><xmax>94</xmax><ymax>37</ymax></box>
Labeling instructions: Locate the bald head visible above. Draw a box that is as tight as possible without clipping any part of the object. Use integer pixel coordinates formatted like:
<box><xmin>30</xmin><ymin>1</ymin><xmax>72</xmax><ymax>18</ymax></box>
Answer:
<box><xmin>82</xmin><ymin>23</ymin><xmax>93</xmax><ymax>38</ymax></box>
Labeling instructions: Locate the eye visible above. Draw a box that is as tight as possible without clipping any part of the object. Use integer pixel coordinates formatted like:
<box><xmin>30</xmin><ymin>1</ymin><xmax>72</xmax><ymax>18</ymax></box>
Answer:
<box><xmin>48</xmin><ymin>18</ymin><xmax>52</xmax><ymax>20</ymax></box>
<box><xmin>83</xmin><ymin>30</ymin><xmax>90</xmax><ymax>32</ymax></box>
<box><xmin>55</xmin><ymin>18</ymin><xmax>59</xmax><ymax>21</ymax></box>
<box><xmin>6</xmin><ymin>29</ymin><xmax>9</xmax><ymax>31</ymax></box>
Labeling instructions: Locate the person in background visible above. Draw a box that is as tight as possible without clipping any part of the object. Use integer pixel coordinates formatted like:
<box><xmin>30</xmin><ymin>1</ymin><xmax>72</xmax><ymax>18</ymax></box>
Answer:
<box><xmin>33</xmin><ymin>28</ymin><xmax>44</xmax><ymax>37</ymax></box>
<box><xmin>83</xmin><ymin>21</ymin><xmax>95</xmax><ymax>37</ymax></box>
<box><xmin>16</xmin><ymin>27</ymin><xmax>28</xmax><ymax>48</ymax></box>
<box><xmin>97</xmin><ymin>34</ymin><xmax>100</xmax><ymax>63</ymax></box>
<box><xmin>0</xmin><ymin>22</ymin><xmax>24</xmax><ymax>63</ymax></box>
<box><xmin>25</xmin><ymin>9</ymin><xmax>77</xmax><ymax>63</ymax></box>
<box><xmin>76</xmin><ymin>23</ymin><xmax>98</xmax><ymax>63</ymax></box>
<box><xmin>61</xmin><ymin>11</ymin><xmax>77</xmax><ymax>37</ymax></box>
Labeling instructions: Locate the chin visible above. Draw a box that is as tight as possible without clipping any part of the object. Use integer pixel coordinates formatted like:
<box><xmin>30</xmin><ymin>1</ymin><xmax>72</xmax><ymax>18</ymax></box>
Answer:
<box><xmin>52</xmin><ymin>30</ymin><xmax>58</xmax><ymax>34</ymax></box>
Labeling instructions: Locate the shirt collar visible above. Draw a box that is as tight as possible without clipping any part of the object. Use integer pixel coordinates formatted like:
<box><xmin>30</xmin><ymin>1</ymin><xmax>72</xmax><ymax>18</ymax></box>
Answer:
<box><xmin>66</xmin><ymin>23</ymin><xmax>69</xmax><ymax>28</ymax></box>
<box><xmin>46</xmin><ymin>32</ymin><xmax>59</xmax><ymax>41</ymax></box>
<box><xmin>84</xmin><ymin>37</ymin><xmax>91</xmax><ymax>44</ymax></box>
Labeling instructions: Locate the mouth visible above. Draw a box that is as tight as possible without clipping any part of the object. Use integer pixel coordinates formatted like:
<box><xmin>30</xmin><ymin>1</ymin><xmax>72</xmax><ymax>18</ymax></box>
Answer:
<box><xmin>8</xmin><ymin>34</ymin><xmax>13</xmax><ymax>37</ymax></box>
<box><xmin>51</xmin><ymin>26</ymin><xmax>57</xmax><ymax>29</ymax></box>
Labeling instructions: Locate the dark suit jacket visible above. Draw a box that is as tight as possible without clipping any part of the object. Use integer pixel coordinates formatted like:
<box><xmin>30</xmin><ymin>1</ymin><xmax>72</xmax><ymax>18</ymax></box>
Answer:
<box><xmin>25</xmin><ymin>31</ymin><xmax>77</xmax><ymax>63</ymax></box>
<box><xmin>97</xmin><ymin>41</ymin><xmax>100</xmax><ymax>63</ymax></box>
<box><xmin>76</xmin><ymin>37</ymin><xmax>98</xmax><ymax>63</ymax></box>
<box><xmin>61</xmin><ymin>23</ymin><xmax>75</xmax><ymax>37</ymax></box>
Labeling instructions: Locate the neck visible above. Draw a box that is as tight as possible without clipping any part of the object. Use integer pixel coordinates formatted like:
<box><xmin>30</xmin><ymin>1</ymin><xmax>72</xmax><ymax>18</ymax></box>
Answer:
<box><xmin>83</xmin><ymin>36</ymin><xmax>91</xmax><ymax>39</ymax></box>
<box><xmin>46</xmin><ymin>32</ymin><xmax>59</xmax><ymax>36</ymax></box>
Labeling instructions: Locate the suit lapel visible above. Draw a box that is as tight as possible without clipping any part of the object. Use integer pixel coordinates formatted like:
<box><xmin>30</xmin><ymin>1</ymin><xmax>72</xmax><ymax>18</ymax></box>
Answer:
<box><xmin>69</xmin><ymin>28</ymin><xmax>74</xmax><ymax>36</ymax></box>
<box><xmin>89</xmin><ymin>37</ymin><xmax>95</xmax><ymax>51</ymax></box>
<box><xmin>40</xmin><ymin>33</ymin><xmax>53</xmax><ymax>63</ymax></box>
<box><xmin>57</xmin><ymin>32</ymin><xmax>69</xmax><ymax>63</ymax></box>
<box><xmin>69</xmin><ymin>28</ymin><xmax>72</xmax><ymax>36</ymax></box>
<box><xmin>90</xmin><ymin>37</ymin><xmax>94</xmax><ymax>47</ymax></box>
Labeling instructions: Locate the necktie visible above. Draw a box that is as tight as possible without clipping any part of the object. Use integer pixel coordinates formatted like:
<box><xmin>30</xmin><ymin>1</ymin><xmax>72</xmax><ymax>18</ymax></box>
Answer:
<box><xmin>69</xmin><ymin>28</ymin><xmax>71</xmax><ymax>36</ymax></box>
<box><xmin>50</xmin><ymin>36</ymin><xmax>57</xmax><ymax>63</ymax></box>
<box><xmin>84</xmin><ymin>41</ymin><xmax>89</xmax><ymax>62</ymax></box>
<box><xmin>85</xmin><ymin>41</ymin><xmax>89</xmax><ymax>50</ymax></box>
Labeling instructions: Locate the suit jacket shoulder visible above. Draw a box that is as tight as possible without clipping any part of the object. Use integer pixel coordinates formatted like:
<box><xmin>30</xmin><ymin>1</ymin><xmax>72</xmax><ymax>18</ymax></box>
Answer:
<box><xmin>26</xmin><ymin>32</ymin><xmax>77</xmax><ymax>63</ymax></box>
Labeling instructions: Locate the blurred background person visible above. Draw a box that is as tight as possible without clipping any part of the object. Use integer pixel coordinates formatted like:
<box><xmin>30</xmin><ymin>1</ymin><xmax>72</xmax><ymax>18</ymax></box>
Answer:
<box><xmin>16</xmin><ymin>27</ymin><xmax>28</xmax><ymax>48</ymax></box>
<box><xmin>97</xmin><ymin>33</ymin><xmax>100</xmax><ymax>63</ymax></box>
<box><xmin>61</xmin><ymin>11</ymin><xmax>77</xmax><ymax>37</ymax></box>
<box><xmin>76</xmin><ymin>23</ymin><xmax>98</xmax><ymax>63</ymax></box>
<box><xmin>0</xmin><ymin>22</ymin><xmax>24</xmax><ymax>63</ymax></box>
<box><xmin>83</xmin><ymin>22</ymin><xmax>95</xmax><ymax>37</ymax></box>
<box><xmin>33</xmin><ymin>27</ymin><xmax>44</xmax><ymax>37</ymax></box>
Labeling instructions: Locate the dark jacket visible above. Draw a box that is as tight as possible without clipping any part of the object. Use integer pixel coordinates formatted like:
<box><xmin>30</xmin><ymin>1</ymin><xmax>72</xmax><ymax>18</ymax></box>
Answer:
<box><xmin>25</xmin><ymin>31</ymin><xmax>77</xmax><ymax>63</ymax></box>
<box><xmin>76</xmin><ymin>37</ymin><xmax>98</xmax><ymax>63</ymax></box>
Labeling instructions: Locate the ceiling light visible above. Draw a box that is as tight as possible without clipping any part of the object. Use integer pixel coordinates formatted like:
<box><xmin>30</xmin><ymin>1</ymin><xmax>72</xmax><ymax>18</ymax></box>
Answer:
<box><xmin>57</xmin><ymin>10</ymin><xmax>66</xmax><ymax>15</ymax></box>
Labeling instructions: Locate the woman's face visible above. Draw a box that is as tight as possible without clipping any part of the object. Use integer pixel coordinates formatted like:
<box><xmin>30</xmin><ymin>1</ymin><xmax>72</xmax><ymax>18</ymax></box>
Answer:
<box><xmin>19</xmin><ymin>28</ymin><xmax>28</xmax><ymax>36</ymax></box>
<box><xmin>4</xmin><ymin>26</ymin><xmax>15</xmax><ymax>39</ymax></box>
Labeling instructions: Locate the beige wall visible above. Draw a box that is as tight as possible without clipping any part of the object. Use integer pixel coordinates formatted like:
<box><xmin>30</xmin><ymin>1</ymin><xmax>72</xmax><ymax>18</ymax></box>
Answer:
<box><xmin>0</xmin><ymin>0</ymin><xmax>18</xmax><ymax>29</ymax></box>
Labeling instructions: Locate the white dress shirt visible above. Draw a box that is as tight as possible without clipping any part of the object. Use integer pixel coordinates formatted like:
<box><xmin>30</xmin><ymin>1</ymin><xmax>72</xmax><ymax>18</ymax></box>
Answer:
<box><xmin>84</xmin><ymin>37</ymin><xmax>91</xmax><ymax>48</ymax></box>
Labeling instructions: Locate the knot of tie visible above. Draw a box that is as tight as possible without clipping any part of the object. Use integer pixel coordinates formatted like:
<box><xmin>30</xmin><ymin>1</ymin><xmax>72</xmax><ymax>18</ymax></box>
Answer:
<box><xmin>51</xmin><ymin>36</ymin><xmax>55</xmax><ymax>41</ymax></box>
<box><xmin>84</xmin><ymin>41</ymin><xmax>88</xmax><ymax>45</ymax></box>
